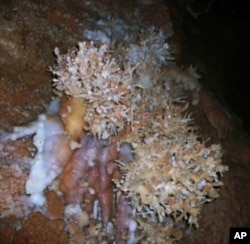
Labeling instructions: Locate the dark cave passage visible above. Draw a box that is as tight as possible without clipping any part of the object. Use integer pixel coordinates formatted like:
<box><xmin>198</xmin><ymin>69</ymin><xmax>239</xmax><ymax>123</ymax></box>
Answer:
<box><xmin>182</xmin><ymin>0</ymin><xmax>250</xmax><ymax>135</ymax></box>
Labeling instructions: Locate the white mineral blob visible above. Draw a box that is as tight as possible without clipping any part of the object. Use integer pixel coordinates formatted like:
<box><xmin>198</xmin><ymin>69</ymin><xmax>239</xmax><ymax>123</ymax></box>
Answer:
<box><xmin>7</xmin><ymin>98</ymin><xmax>72</xmax><ymax>207</ymax></box>
<box><xmin>64</xmin><ymin>203</ymin><xmax>89</xmax><ymax>228</ymax></box>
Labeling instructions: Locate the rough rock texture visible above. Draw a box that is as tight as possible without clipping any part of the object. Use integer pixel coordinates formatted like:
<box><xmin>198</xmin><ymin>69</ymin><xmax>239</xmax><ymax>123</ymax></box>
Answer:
<box><xmin>16</xmin><ymin>213</ymin><xmax>68</xmax><ymax>244</ymax></box>
<box><xmin>0</xmin><ymin>0</ymin><xmax>249</xmax><ymax>243</ymax></box>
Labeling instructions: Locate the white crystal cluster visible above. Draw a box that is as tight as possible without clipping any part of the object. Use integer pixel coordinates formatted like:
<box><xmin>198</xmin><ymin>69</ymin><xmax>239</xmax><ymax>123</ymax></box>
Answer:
<box><xmin>125</xmin><ymin>28</ymin><xmax>173</xmax><ymax>68</ymax></box>
<box><xmin>84</xmin><ymin>17</ymin><xmax>136</xmax><ymax>45</ymax></box>
<box><xmin>52</xmin><ymin>41</ymin><xmax>136</xmax><ymax>139</ymax></box>
<box><xmin>51</xmin><ymin>28</ymin><xmax>228</xmax><ymax>241</ymax></box>
<box><xmin>112</xmin><ymin>73</ymin><xmax>228</xmax><ymax>239</ymax></box>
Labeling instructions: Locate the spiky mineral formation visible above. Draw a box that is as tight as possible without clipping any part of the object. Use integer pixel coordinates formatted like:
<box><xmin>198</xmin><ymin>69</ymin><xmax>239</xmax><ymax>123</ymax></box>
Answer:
<box><xmin>51</xmin><ymin>41</ymin><xmax>136</xmax><ymax>139</ymax></box>
<box><xmin>51</xmin><ymin>29</ymin><xmax>180</xmax><ymax>140</ymax></box>
<box><xmin>1</xmin><ymin>28</ymin><xmax>228</xmax><ymax>243</ymax></box>
<box><xmin>50</xmin><ymin>29</ymin><xmax>228</xmax><ymax>242</ymax></box>
<box><xmin>113</xmin><ymin>68</ymin><xmax>228</xmax><ymax>240</ymax></box>
<box><xmin>117</xmin><ymin>99</ymin><xmax>226</xmax><ymax>227</ymax></box>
